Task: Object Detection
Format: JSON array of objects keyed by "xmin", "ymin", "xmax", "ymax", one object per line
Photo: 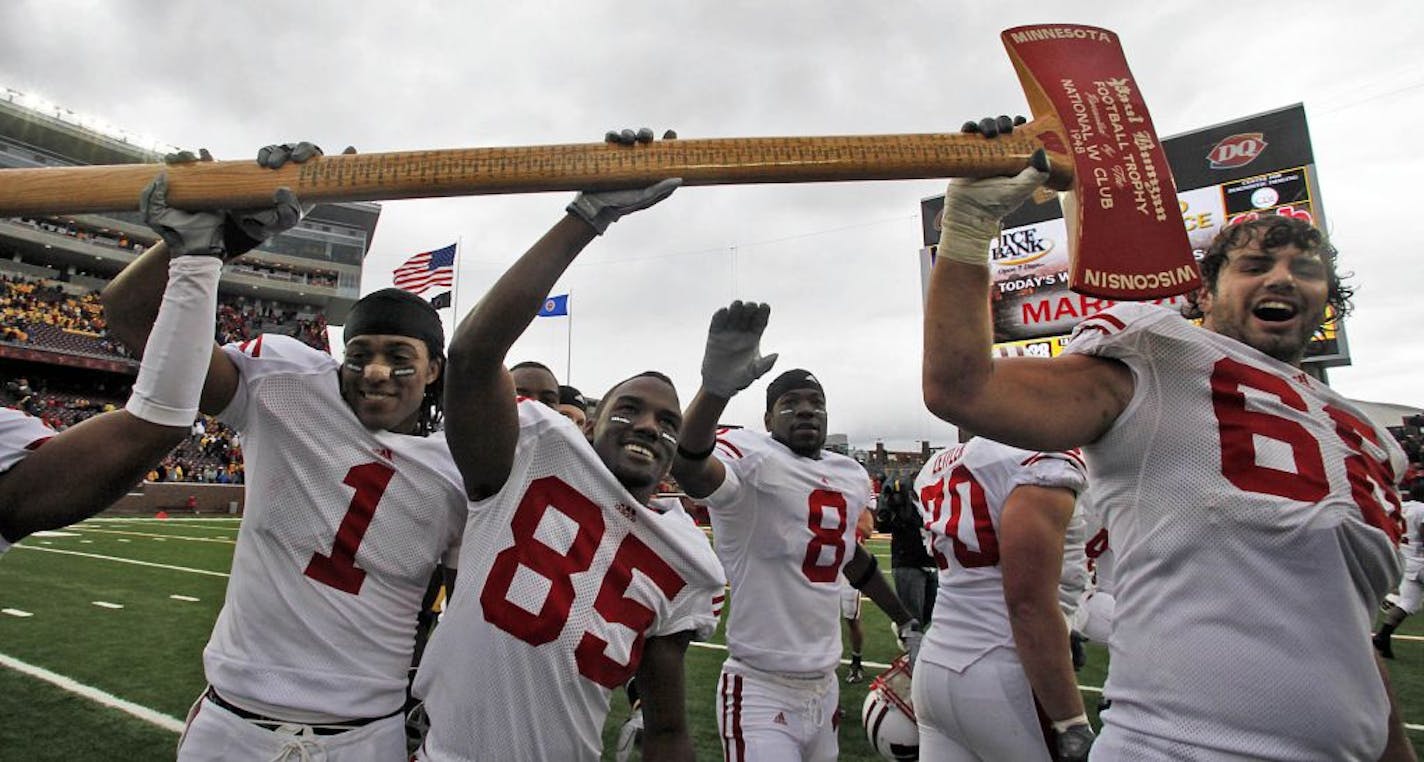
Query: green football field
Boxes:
[{"xmin": 1, "ymin": 517, "xmax": 1421, "ymax": 761}]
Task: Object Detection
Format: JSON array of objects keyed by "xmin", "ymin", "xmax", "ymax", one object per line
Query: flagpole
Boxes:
[
  {"xmin": 451, "ymin": 237, "xmax": 463, "ymax": 322},
  {"xmin": 565, "ymin": 291, "xmax": 573, "ymax": 385}
]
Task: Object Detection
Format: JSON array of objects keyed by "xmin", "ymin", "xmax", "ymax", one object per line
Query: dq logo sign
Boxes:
[{"xmin": 1207, "ymin": 133, "xmax": 1267, "ymax": 169}]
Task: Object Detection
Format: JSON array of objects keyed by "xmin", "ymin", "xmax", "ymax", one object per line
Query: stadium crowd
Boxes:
[{"xmin": 0, "ymin": 270, "xmax": 337, "ymax": 486}]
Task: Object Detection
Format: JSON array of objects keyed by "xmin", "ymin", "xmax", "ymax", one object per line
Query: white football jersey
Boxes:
[
  {"xmin": 205, "ymin": 334, "xmax": 467, "ymax": 720},
  {"xmin": 1402, "ymin": 501, "xmax": 1424, "ymax": 571},
  {"xmin": 1059, "ymin": 499, "xmax": 1089, "ymax": 618},
  {"xmin": 0, "ymin": 407, "xmax": 57, "ymax": 554},
  {"xmin": 415, "ymin": 401, "xmax": 725, "ymax": 762},
  {"xmin": 913, "ymin": 438, "xmax": 1086, "ymax": 671},
  {"xmin": 705, "ymin": 427, "xmax": 872, "ymax": 675},
  {"xmin": 1065, "ymin": 303, "xmax": 1405, "ymax": 760},
  {"xmin": 1080, "ymin": 490, "xmax": 1116, "ymax": 597}
]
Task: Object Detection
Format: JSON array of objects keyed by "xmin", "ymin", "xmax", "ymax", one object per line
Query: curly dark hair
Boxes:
[
  {"xmin": 417, "ymin": 350, "xmax": 446, "ymax": 435},
  {"xmin": 1182, "ymin": 216, "xmax": 1354, "ymax": 327}
]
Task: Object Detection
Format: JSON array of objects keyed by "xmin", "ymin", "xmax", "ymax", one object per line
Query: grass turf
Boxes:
[{"xmin": 0, "ymin": 519, "xmax": 1420, "ymax": 760}]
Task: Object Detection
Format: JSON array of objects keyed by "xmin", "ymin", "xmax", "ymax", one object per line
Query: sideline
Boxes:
[
  {"xmin": 0, "ymin": 651, "xmax": 184, "ymax": 734},
  {"xmin": 72, "ymin": 527, "xmax": 236, "ymax": 545},
  {"xmin": 9, "ymin": 545, "xmax": 230, "ymax": 577}
]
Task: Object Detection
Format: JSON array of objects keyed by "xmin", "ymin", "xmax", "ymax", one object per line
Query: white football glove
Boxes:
[
  {"xmin": 614, "ymin": 707, "xmax": 644, "ymax": 762},
  {"xmin": 937, "ymin": 166, "xmax": 1048, "ymax": 266},
  {"xmin": 700, "ymin": 301, "xmax": 778, "ymax": 399}
]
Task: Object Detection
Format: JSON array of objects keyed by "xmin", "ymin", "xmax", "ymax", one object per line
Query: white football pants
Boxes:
[
  {"xmin": 911, "ymin": 649, "xmax": 1052, "ymax": 762},
  {"xmin": 716, "ymin": 660, "xmax": 839, "ymax": 762}
]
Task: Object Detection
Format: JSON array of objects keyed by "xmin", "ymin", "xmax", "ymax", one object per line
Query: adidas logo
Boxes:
[{"xmin": 773, "ymin": 712, "xmax": 787, "ymax": 726}]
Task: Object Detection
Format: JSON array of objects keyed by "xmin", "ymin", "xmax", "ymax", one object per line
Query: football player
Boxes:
[
  {"xmin": 0, "ymin": 171, "xmax": 261, "ymax": 554},
  {"xmin": 411, "ymin": 161, "xmax": 726, "ymax": 761},
  {"xmin": 1374, "ymin": 482, "xmax": 1424, "ymax": 658},
  {"xmin": 559, "ymin": 384, "xmax": 591, "ymax": 428},
  {"xmin": 104, "ymin": 144, "xmax": 469, "ymax": 761},
  {"xmin": 911, "ymin": 436, "xmax": 1091, "ymax": 761},
  {"xmin": 510, "ymin": 360, "xmax": 560, "ymax": 408},
  {"xmin": 672, "ymin": 302, "xmax": 922, "ymax": 762},
  {"xmin": 920, "ymin": 116, "xmax": 1414, "ymax": 760}
]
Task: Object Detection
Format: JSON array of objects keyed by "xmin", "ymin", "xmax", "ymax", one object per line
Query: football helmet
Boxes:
[
  {"xmin": 1073, "ymin": 590, "xmax": 1116, "ymax": 643},
  {"xmin": 861, "ymin": 655, "xmax": 918, "ymax": 761}
]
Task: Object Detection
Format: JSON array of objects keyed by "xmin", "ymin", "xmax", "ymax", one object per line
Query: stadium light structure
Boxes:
[{"xmin": 2, "ymin": 84, "xmax": 182, "ymax": 157}]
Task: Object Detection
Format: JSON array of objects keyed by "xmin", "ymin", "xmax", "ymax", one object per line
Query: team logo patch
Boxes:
[{"xmin": 1207, "ymin": 133, "xmax": 1267, "ymax": 169}]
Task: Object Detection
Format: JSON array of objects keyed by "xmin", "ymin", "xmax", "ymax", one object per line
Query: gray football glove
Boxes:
[
  {"xmin": 567, "ymin": 128, "xmax": 680, "ymax": 234},
  {"xmin": 139, "ymin": 173, "xmax": 226, "ymax": 258},
  {"xmin": 700, "ymin": 301, "xmax": 778, "ymax": 399},
  {"xmin": 897, "ymin": 619, "xmax": 924, "ymax": 667},
  {"xmin": 139, "ymin": 142, "xmax": 314, "ymax": 259},
  {"xmin": 567, "ymin": 178, "xmax": 681, "ymax": 235}
]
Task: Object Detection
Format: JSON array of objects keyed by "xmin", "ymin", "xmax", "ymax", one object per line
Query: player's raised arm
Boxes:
[
  {"xmin": 0, "ymin": 156, "xmax": 292, "ymax": 543},
  {"xmin": 102, "ymin": 144, "xmax": 315, "ymax": 416},
  {"xmin": 671, "ymin": 300, "xmax": 777, "ymax": 498},
  {"xmin": 444, "ymin": 161, "xmax": 680, "ymax": 500},
  {"xmin": 922, "ymin": 118, "xmax": 1132, "ymax": 452}
]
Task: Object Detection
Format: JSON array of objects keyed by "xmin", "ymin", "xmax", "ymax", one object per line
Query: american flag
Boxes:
[{"xmin": 392, "ymin": 243, "xmax": 456, "ymax": 295}]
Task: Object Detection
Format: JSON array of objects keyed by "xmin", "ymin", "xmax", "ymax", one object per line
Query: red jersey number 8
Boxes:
[{"xmin": 802, "ymin": 489, "xmax": 848, "ymax": 583}]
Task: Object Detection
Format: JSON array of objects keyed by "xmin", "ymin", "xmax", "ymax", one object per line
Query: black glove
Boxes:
[
  {"xmin": 1055, "ymin": 722, "xmax": 1095, "ymax": 762},
  {"xmin": 961, "ymin": 114, "xmax": 1026, "ymax": 139}
]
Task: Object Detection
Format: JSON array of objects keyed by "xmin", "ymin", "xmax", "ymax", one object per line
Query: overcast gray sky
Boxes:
[{"xmin": 3, "ymin": 1, "xmax": 1421, "ymax": 449}]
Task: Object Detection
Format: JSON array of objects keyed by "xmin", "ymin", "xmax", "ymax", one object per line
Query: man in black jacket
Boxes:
[{"xmin": 877, "ymin": 474, "xmax": 937, "ymax": 624}]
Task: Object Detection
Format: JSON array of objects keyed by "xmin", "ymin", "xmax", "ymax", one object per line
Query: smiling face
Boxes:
[
  {"xmin": 765, "ymin": 388, "xmax": 828, "ymax": 457},
  {"xmin": 338, "ymin": 334, "xmax": 440, "ymax": 433},
  {"xmin": 590, "ymin": 375, "xmax": 681, "ymax": 504},
  {"xmin": 1197, "ymin": 237, "xmax": 1329, "ymax": 366}
]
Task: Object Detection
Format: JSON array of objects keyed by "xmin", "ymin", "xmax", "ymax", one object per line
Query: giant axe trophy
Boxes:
[{"xmin": 0, "ymin": 25, "xmax": 1196, "ymax": 300}]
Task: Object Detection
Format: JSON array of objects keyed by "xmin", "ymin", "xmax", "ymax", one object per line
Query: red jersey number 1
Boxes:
[{"xmin": 305, "ymin": 462, "xmax": 397, "ymax": 595}]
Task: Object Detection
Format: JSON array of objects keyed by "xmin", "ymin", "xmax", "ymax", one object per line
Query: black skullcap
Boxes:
[
  {"xmin": 765, "ymin": 368, "xmax": 823, "ymax": 412},
  {"xmin": 343, "ymin": 288, "xmax": 445, "ymax": 356},
  {"xmin": 559, "ymin": 384, "xmax": 587, "ymax": 409}
]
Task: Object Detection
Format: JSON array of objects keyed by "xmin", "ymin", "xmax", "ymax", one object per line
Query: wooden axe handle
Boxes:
[{"xmin": 0, "ymin": 128, "xmax": 1072, "ymax": 217}]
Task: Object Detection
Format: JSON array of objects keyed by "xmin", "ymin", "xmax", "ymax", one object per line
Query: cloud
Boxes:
[{"xmin": 5, "ymin": 0, "xmax": 1422, "ymax": 449}]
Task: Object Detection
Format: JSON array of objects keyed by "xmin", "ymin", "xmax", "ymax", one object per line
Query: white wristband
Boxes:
[
  {"xmin": 1052, "ymin": 713, "xmax": 1090, "ymax": 733},
  {"xmin": 125, "ymin": 256, "xmax": 221, "ymax": 427}
]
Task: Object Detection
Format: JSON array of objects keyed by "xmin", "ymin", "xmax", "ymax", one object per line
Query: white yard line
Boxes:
[
  {"xmin": 8, "ymin": 545, "xmax": 229, "ymax": 578},
  {"xmin": 0, "ymin": 651, "xmax": 184, "ymax": 734},
  {"xmin": 1, "ymin": 609, "xmax": 33, "ymax": 618},
  {"xmin": 74, "ymin": 528, "xmax": 236, "ymax": 545},
  {"xmin": 87, "ymin": 517, "xmax": 241, "ymax": 523}
]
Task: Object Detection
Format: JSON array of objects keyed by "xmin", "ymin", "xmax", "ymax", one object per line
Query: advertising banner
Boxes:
[{"xmin": 918, "ymin": 104, "xmax": 1348, "ymax": 366}]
